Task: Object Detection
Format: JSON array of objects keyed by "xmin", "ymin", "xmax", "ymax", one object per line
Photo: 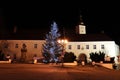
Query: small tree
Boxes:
[
  {"xmin": 99, "ymin": 51, "xmax": 105, "ymax": 61},
  {"xmin": 42, "ymin": 21, "xmax": 63, "ymax": 63},
  {"xmin": 89, "ymin": 51, "xmax": 105, "ymax": 62},
  {"xmin": 63, "ymin": 52, "xmax": 76, "ymax": 62}
]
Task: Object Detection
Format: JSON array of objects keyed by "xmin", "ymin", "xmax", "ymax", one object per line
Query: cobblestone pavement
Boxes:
[{"xmin": 0, "ymin": 64, "xmax": 120, "ymax": 80}]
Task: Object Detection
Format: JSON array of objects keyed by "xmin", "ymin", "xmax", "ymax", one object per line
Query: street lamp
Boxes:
[{"xmin": 58, "ymin": 39, "xmax": 68, "ymax": 67}]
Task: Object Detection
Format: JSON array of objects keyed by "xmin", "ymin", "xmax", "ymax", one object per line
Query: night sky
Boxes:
[{"xmin": 0, "ymin": 1, "xmax": 120, "ymax": 45}]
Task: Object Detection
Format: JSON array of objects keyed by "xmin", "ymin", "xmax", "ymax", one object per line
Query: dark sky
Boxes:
[{"xmin": 1, "ymin": 1, "xmax": 120, "ymax": 45}]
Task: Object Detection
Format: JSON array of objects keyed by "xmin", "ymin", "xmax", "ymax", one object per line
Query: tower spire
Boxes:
[
  {"xmin": 80, "ymin": 14, "xmax": 84, "ymax": 25},
  {"xmin": 76, "ymin": 13, "xmax": 86, "ymax": 34}
]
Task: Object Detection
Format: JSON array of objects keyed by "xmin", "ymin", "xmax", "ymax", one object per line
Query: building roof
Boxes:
[
  {"xmin": 61, "ymin": 33, "xmax": 113, "ymax": 42},
  {"xmin": 0, "ymin": 33, "xmax": 45, "ymax": 40},
  {"xmin": 0, "ymin": 32, "xmax": 113, "ymax": 42}
]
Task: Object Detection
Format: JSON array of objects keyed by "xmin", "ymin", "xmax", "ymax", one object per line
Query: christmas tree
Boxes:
[{"xmin": 42, "ymin": 21, "xmax": 63, "ymax": 63}]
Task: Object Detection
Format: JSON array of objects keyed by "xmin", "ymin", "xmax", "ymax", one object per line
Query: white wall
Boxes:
[
  {"xmin": 65, "ymin": 41, "xmax": 119, "ymax": 62},
  {"xmin": 0, "ymin": 40, "xmax": 45, "ymax": 61},
  {"xmin": 0, "ymin": 40, "xmax": 119, "ymax": 63}
]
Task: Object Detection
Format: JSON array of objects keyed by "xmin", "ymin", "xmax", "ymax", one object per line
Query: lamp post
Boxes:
[{"xmin": 58, "ymin": 39, "xmax": 68, "ymax": 67}]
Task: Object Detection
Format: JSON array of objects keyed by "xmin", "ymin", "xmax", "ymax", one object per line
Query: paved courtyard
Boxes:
[{"xmin": 0, "ymin": 63, "xmax": 120, "ymax": 80}]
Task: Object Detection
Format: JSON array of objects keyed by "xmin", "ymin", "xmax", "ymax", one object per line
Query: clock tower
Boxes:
[{"xmin": 76, "ymin": 15, "xmax": 86, "ymax": 34}]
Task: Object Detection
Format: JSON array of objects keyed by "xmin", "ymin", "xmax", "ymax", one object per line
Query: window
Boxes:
[
  {"xmin": 68, "ymin": 45, "xmax": 72, "ymax": 49},
  {"xmin": 34, "ymin": 44, "xmax": 37, "ymax": 48},
  {"xmin": 86, "ymin": 45, "xmax": 89, "ymax": 49},
  {"xmin": 77, "ymin": 45, "xmax": 80, "ymax": 49},
  {"xmin": 15, "ymin": 44, "xmax": 18, "ymax": 48},
  {"xmin": 93, "ymin": 45, "xmax": 96, "ymax": 49},
  {"xmin": 101, "ymin": 45, "xmax": 104, "ymax": 49},
  {"xmin": 4, "ymin": 44, "xmax": 8, "ymax": 48}
]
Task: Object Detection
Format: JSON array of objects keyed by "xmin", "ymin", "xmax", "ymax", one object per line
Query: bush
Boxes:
[
  {"xmin": 89, "ymin": 51, "xmax": 105, "ymax": 62},
  {"xmin": 63, "ymin": 52, "xmax": 76, "ymax": 62}
]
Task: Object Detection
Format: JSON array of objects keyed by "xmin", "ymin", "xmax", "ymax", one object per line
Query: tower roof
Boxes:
[
  {"xmin": 64, "ymin": 33, "xmax": 113, "ymax": 42},
  {"xmin": 80, "ymin": 15, "xmax": 84, "ymax": 25}
]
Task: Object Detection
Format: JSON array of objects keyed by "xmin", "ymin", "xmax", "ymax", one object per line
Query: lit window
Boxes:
[{"xmin": 34, "ymin": 44, "xmax": 37, "ymax": 48}]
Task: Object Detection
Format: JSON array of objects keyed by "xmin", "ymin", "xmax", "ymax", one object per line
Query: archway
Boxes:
[{"xmin": 78, "ymin": 53, "xmax": 87, "ymax": 63}]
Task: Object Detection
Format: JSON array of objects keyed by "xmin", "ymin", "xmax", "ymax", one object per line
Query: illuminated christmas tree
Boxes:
[{"xmin": 42, "ymin": 21, "xmax": 63, "ymax": 63}]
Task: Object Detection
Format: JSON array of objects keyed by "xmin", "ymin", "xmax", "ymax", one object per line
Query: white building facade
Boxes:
[
  {"xmin": 65, "ymin": 15, "xmax": 120, "ymax": 63},
  {"xmin": 0, "ymin": 15, "xmax": 119, "ymax": 63},
  {"xmin": 65, "ymin": 41, "xmax": 119, "ymax": 63},
  {"xmin": 0, "ymin": 40, "xmax": 45, "ymax": 61},
  {"xmin": 0, "ymin": 39, "xmax": 119, "ymax": 63}
]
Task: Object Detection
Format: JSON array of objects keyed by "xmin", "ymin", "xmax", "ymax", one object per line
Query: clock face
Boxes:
[
  {"xmin": 80, "ymin": 26, "xmax": 84, "ymax": 33},
  {"xmin": 81, "ymin": 30, "xmax": 83, "ymax": 32},
  {"xmin": 79, "ymin": 25, "xmax": 86, "ymax": 34}
]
